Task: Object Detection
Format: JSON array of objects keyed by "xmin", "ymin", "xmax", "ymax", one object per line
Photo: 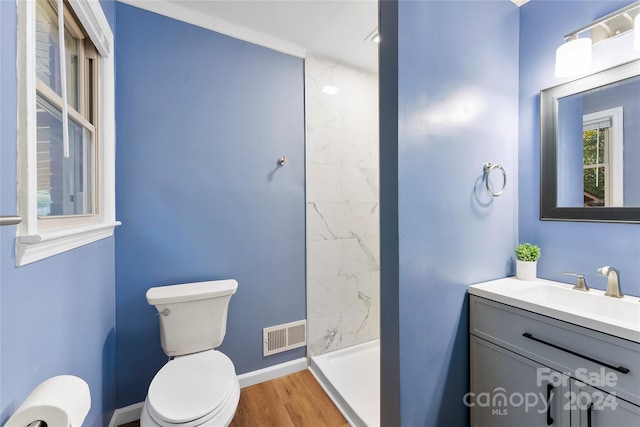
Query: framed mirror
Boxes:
[{"xmin": 540, "ymin": 59, "xmax": 640, "ymax": 223}]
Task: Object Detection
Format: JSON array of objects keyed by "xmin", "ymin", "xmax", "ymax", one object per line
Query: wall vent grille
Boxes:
[{"xmin": 263, "ymin": 320, "xmax": 306, "ymax": 356}]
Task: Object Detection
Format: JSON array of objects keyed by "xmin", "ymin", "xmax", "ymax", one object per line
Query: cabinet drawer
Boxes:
[{"xmin": 470, "ymin": 295, "xmax": 640, "ymax": 406}]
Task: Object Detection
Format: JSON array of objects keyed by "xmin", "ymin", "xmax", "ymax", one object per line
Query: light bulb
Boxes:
[{"xmin": 555, "ymin": 38, "xmax": 592, "ymax": 78}]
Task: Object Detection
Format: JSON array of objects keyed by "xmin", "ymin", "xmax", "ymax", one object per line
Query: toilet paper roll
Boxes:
[{"xmin": 4, "ymin": 375, "xmax": 91, "ymax": 427}]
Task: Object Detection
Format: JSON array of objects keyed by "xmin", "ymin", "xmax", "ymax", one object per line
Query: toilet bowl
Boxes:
[
  {"xmin": 141, "ymin": 350, "xmax": 240, "ymax": 427},
  {"xmin": 141, "ymin": 280, "xmax": 239, "ymax": 427}
]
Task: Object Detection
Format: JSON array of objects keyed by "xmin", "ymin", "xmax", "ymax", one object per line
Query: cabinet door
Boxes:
[
  {"xmin": 570, "ymin": 380, "xmax": 640, "ymax": 427},
  {"xmin": 470, "ymin": 336, "xmax": 569, "ymax": 427}
]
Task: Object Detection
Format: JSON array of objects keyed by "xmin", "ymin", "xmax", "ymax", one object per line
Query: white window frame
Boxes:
[
  {"xmin": 582, "ymin": 107, "xmax": 624, "ymax": 207},
  {"xmin": 16, "ymin": 0, "xmax": 119, "ymax": 266}
]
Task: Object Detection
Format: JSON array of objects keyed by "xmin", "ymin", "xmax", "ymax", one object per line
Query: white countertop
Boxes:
[{"xmin": 469, "ymin": 277, "xmax": 640, "ymax": 343}]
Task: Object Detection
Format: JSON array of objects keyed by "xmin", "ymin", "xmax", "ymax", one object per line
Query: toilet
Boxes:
[{"xmin": 140, "ymin": 279, "xmax": 240, "ymax": 427}]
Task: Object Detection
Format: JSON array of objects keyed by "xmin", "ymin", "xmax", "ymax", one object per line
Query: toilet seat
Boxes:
[{"xmin": 146, "ymin": 350, "xmax": 237, "ymax": 426}]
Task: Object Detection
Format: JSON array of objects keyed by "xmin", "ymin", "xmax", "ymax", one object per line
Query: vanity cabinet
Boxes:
[
  {"xmin": 569, "ymin": 380, "xmax": 640, "ymax": 427},
  {"xmin": 470, "ymin": 335, "xmax": 569, "ymax": 426},
  {"xmin": 469, "ymin": 295, "xmax": 640, "ymax": 427}
]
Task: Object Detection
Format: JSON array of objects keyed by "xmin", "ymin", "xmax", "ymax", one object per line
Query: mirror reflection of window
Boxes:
[
  {"xmin": 582, "ymin": 107, "xmax": 623, "ymax": 208},
  {"xmin": 582, "ymin": 128, "xmax": 608, "ymax": 207}
]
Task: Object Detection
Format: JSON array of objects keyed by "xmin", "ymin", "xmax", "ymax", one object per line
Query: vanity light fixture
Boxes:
[
  {"xmin": 555, "ymin": 0, "xmax": 640, "ymax": 77},
  {"xmin": 633, "ymin": 13, "xmax": 640, "ymax": 50},
  {"xmin": 555, "ymin": 37, "xmax": 592, "ymax": 78}
]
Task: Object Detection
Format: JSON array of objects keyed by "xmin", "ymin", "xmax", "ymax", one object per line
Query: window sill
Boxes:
[{"xmin": 16, "ymin": 220, "xmax": 121, "ymax": 266}]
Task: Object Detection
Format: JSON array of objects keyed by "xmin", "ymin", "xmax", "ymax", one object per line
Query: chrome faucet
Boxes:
[{"xmin": 597, "ymin": 266, "xmax": 623, "ymax": 298}]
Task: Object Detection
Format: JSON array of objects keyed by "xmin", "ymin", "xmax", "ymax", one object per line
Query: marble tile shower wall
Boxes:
[{"xmin": 305, "ymin": 55, "xmax": 380, "ymax": 356}]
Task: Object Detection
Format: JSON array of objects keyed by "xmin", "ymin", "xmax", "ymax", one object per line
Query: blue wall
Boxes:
[
  {"xmin": 0, "ymin": 1, "xmax": 116, "ymax": 426},
  {"xmin": 394, "ymin": 0, "xmax": 519, "ymax": 424},
  {"xmin": 519, "ymin": 0, "xmax": 640, "ymax": 295},
  {"xmin": 114, "ymin": 3, "xmax": 306, "ymax": 407}
]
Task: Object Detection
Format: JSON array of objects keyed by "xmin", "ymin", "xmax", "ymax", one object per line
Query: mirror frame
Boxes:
[{"xmin": 540, "ymin": 59, "xmax": 640, "ymax": 223}]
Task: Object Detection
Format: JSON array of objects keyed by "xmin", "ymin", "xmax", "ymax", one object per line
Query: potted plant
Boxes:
[{"xmin": 515, "ymin": 243, "xmax": 540, "ymax": 281}]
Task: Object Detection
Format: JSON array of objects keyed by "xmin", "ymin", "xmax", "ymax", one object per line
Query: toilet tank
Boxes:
[{"xmin": 146, "ymin": 279, "xmax": 238, "ymax": 357}]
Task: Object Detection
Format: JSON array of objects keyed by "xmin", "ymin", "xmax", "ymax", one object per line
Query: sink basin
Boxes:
[{"xmin": 469, "ymin": 277, "xmax": 640, "ymax": 342}]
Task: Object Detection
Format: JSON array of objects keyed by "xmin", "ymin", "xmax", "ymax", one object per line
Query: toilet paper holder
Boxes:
[{"xmin": 27, "ymin": 421, "xmax": 46, "ymax": 427}]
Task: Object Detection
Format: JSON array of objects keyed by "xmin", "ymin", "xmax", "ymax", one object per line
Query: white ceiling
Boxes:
[
  {"xmin": 125, "ymin": 0, "xmax": 379, "ymax": 74},
  {"xmin": 125, "ymin": 0, "xmax": 533, "ymax": 74}
]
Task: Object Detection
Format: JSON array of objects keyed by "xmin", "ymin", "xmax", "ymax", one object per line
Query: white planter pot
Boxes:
[{"xmin": 516, "ymin": 260, "xmax": 537, "ymax": 281}]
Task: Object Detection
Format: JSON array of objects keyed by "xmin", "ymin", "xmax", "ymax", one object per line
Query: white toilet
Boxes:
[{"xmin": 140, "ymin": 279, "xmax": 240, "ymax": 427}]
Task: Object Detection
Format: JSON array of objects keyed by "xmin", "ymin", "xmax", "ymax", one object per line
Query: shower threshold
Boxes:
[{"xmin": 309, "ymin": 339, "xmax": 380, "ymax": 427}]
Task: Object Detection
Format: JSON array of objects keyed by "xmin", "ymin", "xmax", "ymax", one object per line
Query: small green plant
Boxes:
[{"xmin": 515, "ymin": 243, "xmax": 541, "ymax": 262}]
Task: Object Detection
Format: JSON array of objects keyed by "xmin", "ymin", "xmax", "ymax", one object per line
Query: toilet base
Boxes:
[{"xmin": 140, "ymin": 377, "xmax": 240, "ymax": 427}]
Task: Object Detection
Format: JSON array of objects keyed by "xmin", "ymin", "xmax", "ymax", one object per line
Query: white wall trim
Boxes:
[
  {"xmin": 69, "ymin": 0, "xmax": 114, "ymax": 56},
  {"xmin": 108, "ymin": 402, "xmax": 144, "ymax": 427},
  {"xmin": 237, "ymin": 357, "xmax": 308, "ymax": 388},
  {"xmin": 16, "ymin": 221, "xmax": 121, "ymax": 266},
  {"xmin": 117, "ymin": 0, "xmax": 306, "ymax": 59}
]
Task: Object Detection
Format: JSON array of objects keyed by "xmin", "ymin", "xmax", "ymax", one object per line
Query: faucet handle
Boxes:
[
  {"xmin": 562, "ymin": 272, "xmax": 590, "ymax": 292},
  {"xmin": 597, "ymin": 265, "xmax": 618, "ymax": 276}
]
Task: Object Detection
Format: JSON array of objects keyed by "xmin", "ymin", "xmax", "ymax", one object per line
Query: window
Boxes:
[
  {"xmin": 582, "ymin": 107, "xmax": 624, "ymax": 208},
  {"xmin": 35, "ymin": 0, "xmax": 97, "ymax": 223},
  {"xmin": 17, "ymin": 0, "xmax": 118, "ymax": 266}
]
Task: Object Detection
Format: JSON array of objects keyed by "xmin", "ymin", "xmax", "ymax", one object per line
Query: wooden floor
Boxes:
[{"xmin": 120, "ymin": 370, "xmax": 348, "ymax": 427}]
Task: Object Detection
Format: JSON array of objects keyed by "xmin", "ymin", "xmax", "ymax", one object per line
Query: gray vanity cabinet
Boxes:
[
  {"xmin": 469, "ymin": 295, "xmax": 640, "ymax": 427},
  {"xmin": 470, "ymin": 335, "xmax": 569, "ymax": 426},
  {"xmin": 569, "ymin": 380, "xmax": 640, "ymax": 427}
]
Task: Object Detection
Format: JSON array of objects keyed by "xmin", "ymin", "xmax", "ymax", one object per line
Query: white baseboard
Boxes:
[
  {"xmin": 108, "ymin": 358, "xmax": 308, "ymax": 425},
  {"xmin": 238, "ymin": 357, "xmax": 308, "ymax": 388},
  {"xmin": 108, "ymin": 402, "xmax": 144, "ymax": 427}
]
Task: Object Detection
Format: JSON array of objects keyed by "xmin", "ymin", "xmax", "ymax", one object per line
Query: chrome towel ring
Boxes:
[{"xmin": 483, "ymin": 163, "xmax": 506, "ymax": 197}]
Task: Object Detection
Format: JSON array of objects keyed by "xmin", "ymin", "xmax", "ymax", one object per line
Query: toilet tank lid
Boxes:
[{"xmin": 146, "ymin": 279, "xmax": 238, "ymax": 305}]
